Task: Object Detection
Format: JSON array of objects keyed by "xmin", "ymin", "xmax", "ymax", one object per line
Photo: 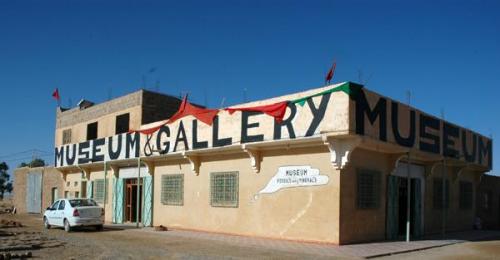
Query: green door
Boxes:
[
  {"xmin": 112, "ymin": 177, "xmax": 124, "ymax": 224},
  {"xmin": 87, "ymin": 181, "xmax": 93, "ymax": 199},
  {"xmin": 386, "ymin": 175, "xmax": 399, "ymax": 240},
  {"xmin": 142, "ymin": 176, "xmax": 153, "ymax": 227}
]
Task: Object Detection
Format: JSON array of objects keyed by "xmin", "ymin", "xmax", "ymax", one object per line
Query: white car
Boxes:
[{"xmin": 43, "ymin": 198, "xmax": 104, "ymax": 232}]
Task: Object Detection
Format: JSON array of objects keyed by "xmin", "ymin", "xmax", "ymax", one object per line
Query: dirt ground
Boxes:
[
  {"xmin": 1, "ymin": 198, "xmax": 500, "ymax": 259},
  {"xmin": 0, "ymin": 212, "xmax": 338, "ymax": 259}
]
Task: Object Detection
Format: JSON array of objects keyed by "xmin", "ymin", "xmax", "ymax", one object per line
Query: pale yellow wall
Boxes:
[
  {"xmin": 55, "ymin": 106, "xmax": 142, "ymax": 147},
  {"xmin": 64, "ymin": 172, "xmax": 83, "ymax": 198},
  {"xmin": 348, "ymin": 88, "xmax": 492, "ymax": 169},
  {"xmin": 88, "ymin": 170, "xmax": 114, "ymax": 223},
  {"xmin": 339, "ymin": 148, "xmax": 391, "ymax": 244},
  {"xmin": 138, "ymin": 87, "xmax": 350, "ymax": 156},
  {"xmin": 339, "ymin": 147, "xmax": 479, "ymax": 244},
  {"xmin": 152, "ymin": 146, "xmax": 341, "ymax": 244},
  {"xmin": 423, "ymin": 167, "xmax": 477, "ymax": 234}
]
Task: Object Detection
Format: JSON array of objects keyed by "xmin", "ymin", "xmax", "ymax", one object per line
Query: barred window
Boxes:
[
  {"xmin": 459, "ymin": 181, "xmax": 473, "ymax": 209},
  {"xmin": 433, "ymin": 178, "xmax": 449, "ymax": 209},
  {"xmin": 62, "ymin": 129, "xmax": 72, "ymax": 145},
  {"xmin": 210, "ymin": 172, "xmax": 239, "ymax": 208},
  {"xmin": 356, "ymin": 169, "xmax": 381, "ymax": 209},
  {"xmin": 161, "ymin": 174, "xmax": 184, "ymax": 206},
  {"xmin": 93, "ymin": 179, "xmax": 107, "ymax": 203}
]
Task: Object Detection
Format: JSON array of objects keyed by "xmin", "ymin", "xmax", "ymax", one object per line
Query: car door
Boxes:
[
  {"xmin": 46, "ymin": 201, "xmax": 60, "ymax": 225},
  {"xmin": 56, "ymin": 200, "xmax": 66, "ymax": 226}
]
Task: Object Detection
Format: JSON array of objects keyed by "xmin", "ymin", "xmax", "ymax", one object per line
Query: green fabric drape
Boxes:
[{"xmin": 291, "ymin": 81, "xmax": 364, "ymax": 106}]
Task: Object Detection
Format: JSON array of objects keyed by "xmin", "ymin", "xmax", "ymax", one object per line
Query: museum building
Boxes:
[{"xmin": 52, "ymin": 82, "xmax": 493, "ymax": 244}]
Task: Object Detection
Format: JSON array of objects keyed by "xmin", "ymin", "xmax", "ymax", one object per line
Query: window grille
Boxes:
[
  {"xmin": 459, "ymin": 181, "xmax": 473, "ymax": 209},
  {"xmin": 62, "ymin": 129, "xmax": 72, "ymax": 144},
  {"xmin": 433, "ymin": 178, "xmax": 450, "ymax": 209},
  {"xmin": 93, "ymin": 179, "xmax": 107, "ymax": 203},
  {"xmin": 210, "ymin": 172, "xmax": 239, "ymax": 208},
  {"xmin": 356, "ymin": 169, "xmax": 381, "ymax": 209},
  {"xmin": 161, "ymin": 174, "xmax": 184, "ymax": 206}
]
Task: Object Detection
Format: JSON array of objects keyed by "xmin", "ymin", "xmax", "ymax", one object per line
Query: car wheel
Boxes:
[
  {"xmin": 64, "ymin": 219, "xmax": 72, "ymax": 232},
  {"xmin": 95, "ymin": 224, "xmax": 103, "ymax": 231},
  {"xmin": 43, "ymin": 217, "xmax": 51, "ymax": 229}
]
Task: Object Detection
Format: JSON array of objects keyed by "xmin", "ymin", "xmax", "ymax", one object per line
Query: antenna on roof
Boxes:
[
  {"xmin": 220, "ymin": 97, "xmax": 226, "ymax": 109},
  {"xmin": 357, "ymin": 69, "xmax": 373, "ymax": 86}
]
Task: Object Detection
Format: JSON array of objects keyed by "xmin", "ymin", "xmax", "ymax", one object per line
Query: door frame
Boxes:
[{"xmin": 389, "ymin": 162, "xmax": 425, "ymax": 237}]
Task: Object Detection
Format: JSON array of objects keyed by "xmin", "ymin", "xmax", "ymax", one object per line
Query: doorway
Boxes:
[
  {"xmin": 81, "ymin": 181, "xmax": 87, "ymax": 198},
  {"xmin": 125, "ymin": 179, "xmax": 143, "ymax": 223},
  {"xmin": 386, "ymin": 163, "xmax": 424, "ymax": 240},
  {"xmin": 51, "ymin": 187, "xmax": 58, "ymax": 204},
  {"xmin": 396, "ymin": 177, "xmax": 420, "ymax": 237},
  {"xmin": 498, "ymin": 195, "xmax": 500, "ymax": 229}
]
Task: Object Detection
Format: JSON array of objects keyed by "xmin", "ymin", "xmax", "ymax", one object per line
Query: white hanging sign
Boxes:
[{"xmin": 259, "ymin": 166, "xmax": 329, "ymax": 194}]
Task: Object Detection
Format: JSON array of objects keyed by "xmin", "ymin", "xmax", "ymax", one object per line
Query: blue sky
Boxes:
[{"xmin": 0, "ymin": 0, "xmax": 498, "ymax": 175}]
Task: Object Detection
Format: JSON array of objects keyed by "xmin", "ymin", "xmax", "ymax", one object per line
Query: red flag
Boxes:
[
  {"xmin": 325, "ymin": 62, "xmax": 336, "ymax": 84},
  {"xmin": 52, "ymin": 88, "xmax": 60, "ymax": 101}
]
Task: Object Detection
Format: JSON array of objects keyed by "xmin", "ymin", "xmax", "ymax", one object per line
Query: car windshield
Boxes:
[{"xmin": 69, "ymin": 199, "xmax": 98, "ymax": 207}]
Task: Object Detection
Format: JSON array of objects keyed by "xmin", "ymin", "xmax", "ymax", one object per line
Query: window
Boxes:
[
  {"xmin": 58, "ymin": 200, "xmax": 65, "ymax": 210},
  {"xmin": 459, "ymin": 181, "xmax": 473, "ymax": 209},
  {"xmin": 69, "ymin": 199, "xmax": 98, "ymax": 207},
  {"xmin": 115, "ymin": 113, "xmax": 130, "ymax": 134},
  {"xmin": 482, "ymin": 191, "xmax": 492, "ymax": 211},
  {"xmin": 161, "ymin": 174, "xmax": 184, "ymax": 205},
  {"xmin": 356, "ymin": 169, "xmax": 381, "ymax": 209},
  {"xmin": 50, "ymin": 201, "xmax": 60, "ymax": 210},
  {"xmin": 62, "ymin": 129, "xmax": 72, "ymax": 144},
  {"xmin": 74, "ymin": 181, "xmax": 78, "ymax": 187},
  {"xmin": 93, "ymin": 179, "xmax": 106, "ymax": 203},
  {"xmin": 210, "ymin": 172, "xmax": 239, "ymax": 207},
  {"xmin": 433, "ymin": 178, "xmax": 450, "ymax": 209},
  {"xmin": 66, "ymin": 181, "xmax": 70, "ymax": 187},
  {"xmin": 87, "ymin": 122, "xmax": 98, "ymax": 140},
  {"xmin": 64, "ymin": 191, "xmax": 69, "ymax": 198},
  {"xmin": 75, "ymin": 191, "xmax": 80, "ymax": 198}
]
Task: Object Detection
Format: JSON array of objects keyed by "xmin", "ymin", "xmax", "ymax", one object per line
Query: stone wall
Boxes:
[
  {"xmin": 141, "ymin": 90, "xmax": 182, "ymax": 125},
  {"xmin": 56, "ymin": 91, "xmax": 142, "ymax": 129},
  {"xmin": 13, "ymin": 167, "xmax": 64, "ymax": 213}
]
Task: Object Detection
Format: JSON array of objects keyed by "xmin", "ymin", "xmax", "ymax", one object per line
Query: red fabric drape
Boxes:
[
  {"xmin": 167, "ymin": 96, "xmax": 219, "ymax": 125},
  {"xmin": 129, "ymin": 120, "xmax": 168, "ymax": 134},
  {"xmin": 225, "ymin": 101, "xmax": 289, "ymax": 123}
]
